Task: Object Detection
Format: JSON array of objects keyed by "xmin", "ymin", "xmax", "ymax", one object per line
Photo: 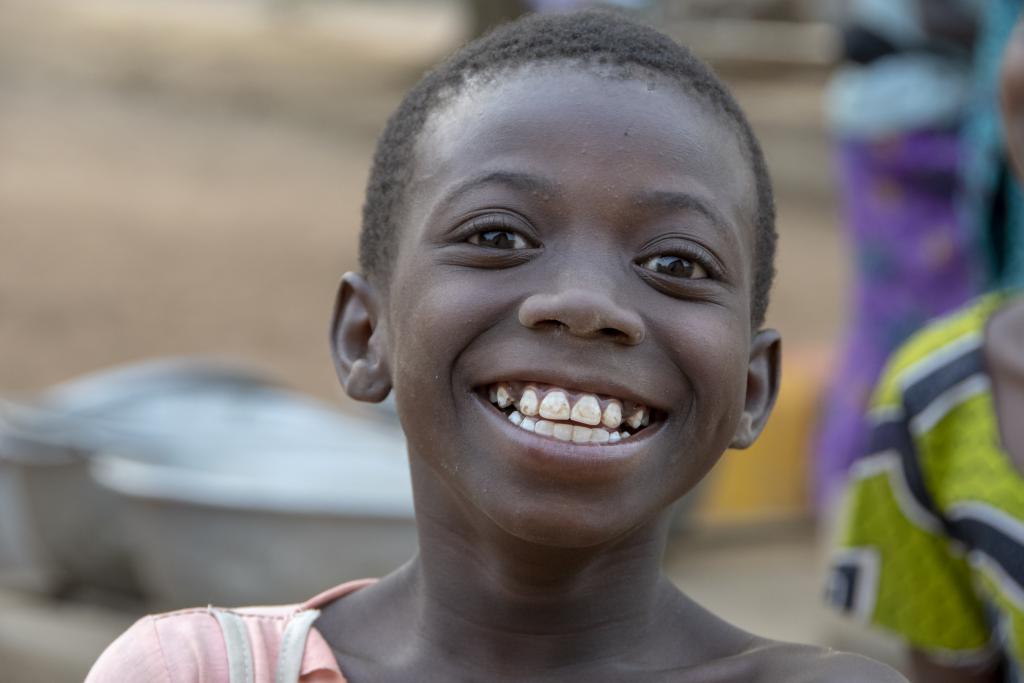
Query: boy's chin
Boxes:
[{"xmin": 477, "ymin": 494, "xmax": 673, "ymax": 551}]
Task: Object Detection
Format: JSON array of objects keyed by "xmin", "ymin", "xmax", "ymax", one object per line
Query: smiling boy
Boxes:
[{"xmin": 88, "ymin": 11, "xmax": 905, "ymax": 682}]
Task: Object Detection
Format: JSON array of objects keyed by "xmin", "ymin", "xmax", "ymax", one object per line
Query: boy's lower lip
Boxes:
[{"xmin": 471, "ymin": 391, "xmax": 663, "ymax": 476}]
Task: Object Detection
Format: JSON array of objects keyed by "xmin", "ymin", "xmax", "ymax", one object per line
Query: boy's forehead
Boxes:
[
  {"xmin": 408, "ymin": 63, "xmax": 759, "ymax": 256},
  {"xmin": 422, "ymin": 62, "xmax": 740, "ymax": 164}
]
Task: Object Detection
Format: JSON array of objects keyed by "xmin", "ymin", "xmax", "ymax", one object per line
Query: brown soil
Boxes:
[{"xmin": 0, "ymin": 0, "xmax": 847, "ymax": 406}]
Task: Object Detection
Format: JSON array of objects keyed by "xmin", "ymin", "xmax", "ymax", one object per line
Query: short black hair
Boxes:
[{"xmin": 359, "ymin": 9, "xmax": 776, "ymax": 327}]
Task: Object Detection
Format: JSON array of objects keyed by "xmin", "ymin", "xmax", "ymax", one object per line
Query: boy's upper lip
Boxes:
[
  {"xmin": 473, "ymin": 365, "xmax": 669, "ymax": 414},
  {"xmin": 463, "ymin": 333, "xmax": 677, "ymax": 413}
]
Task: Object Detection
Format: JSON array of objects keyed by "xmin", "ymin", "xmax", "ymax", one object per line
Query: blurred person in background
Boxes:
[
  {"xmin": 813, "ymin": 0, "xmax": 984, "ymax": 510},
  {"xmin": 826, "ymin": 16, "xmax": 1024, "ymax": 683}
]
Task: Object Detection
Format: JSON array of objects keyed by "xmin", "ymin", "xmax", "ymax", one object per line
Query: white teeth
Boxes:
[
  {"xmin": 625, "ymin": 408, "xmax": 646, "ymax": 430},
  {"xmin": 570, "ymin": 395, "xmax": 602, "ymax": 426},
  {"xmin": 534, "ymin": 420, "xmax": 555, "ymax": 436},
  {"xmin": 493, "ymin": 382, "xmax": 649, "ymax": 444},
  {"xmin": 602, "ymin": 400, "xmax": 622, "ymax": 429},
  {"xmin": 571, "ymin": 426, "xmax": 592, "ymax": 443},
  {"xmin": 519, "ymin": 388, "xmax": 539, "ymax": 416},
  {"xmin": 539, "ymin": 391, "xmax": 571, "ymax": 421},
  {"xmin": 552, "ymin": 423, "xmax": 574, "ymax": 441},
  {"xmin": 496, "ymin": 385, "xmax": 512, "ymax": 409}
]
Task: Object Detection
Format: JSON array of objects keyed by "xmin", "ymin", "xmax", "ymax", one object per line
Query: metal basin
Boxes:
[
  {"xmin": 93, "ymin": 437, "xmax": 415, "ymax": 609},
  {"xmin": 1, "ymin": 358, "xmax": 416, "ymax": 607},
  {"xmin": 0, "ymin": 403, "xmax": 136, "ymax": 595}
]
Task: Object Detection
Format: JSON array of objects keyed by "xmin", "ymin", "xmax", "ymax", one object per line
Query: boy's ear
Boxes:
[
  {"xmin": 729, "ymin": 329, "xmax": 781, "ymax": 450},
  {"xmin": 330, "ymin": 272, "xmax": 392, "ymax": 403}
]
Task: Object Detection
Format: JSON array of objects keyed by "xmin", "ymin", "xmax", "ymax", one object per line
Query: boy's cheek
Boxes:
[{"xmin": 386, "ymin": 268, "xmax": 497, "ymax": 400}]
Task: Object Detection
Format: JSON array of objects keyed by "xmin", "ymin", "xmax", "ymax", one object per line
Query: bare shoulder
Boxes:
[
  {"xmin": 660, "ymin": 596, "xmax": 905, "ymax": 683},
  {"xmin": 742, "ymin": 640, "xmax": 907, "ymax": 683}
]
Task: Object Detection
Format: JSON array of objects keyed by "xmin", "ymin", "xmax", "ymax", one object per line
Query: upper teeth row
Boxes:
[{"xmin": 488, "ymin": 383, "xmax": 649, "ymax": 430}]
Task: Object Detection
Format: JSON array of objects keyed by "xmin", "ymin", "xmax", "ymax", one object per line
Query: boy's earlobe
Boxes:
[
  {"xmin": 330, "ymin": 272, "xmax": 392, "ymax": 403},
  {"xmin": 729, "ymin": 329, "xmax": 781, "ymax": 450}
]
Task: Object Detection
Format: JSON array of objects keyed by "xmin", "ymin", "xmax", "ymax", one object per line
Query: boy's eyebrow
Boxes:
[
  {"xmin": 632, "ymin": 190, "xmax": 734, "ymax": 236},
  {"xmin": 435, "ymin": 172, "xmax": 736, "ymax": 241},
  {"xmin": 436, "ymin": 170, "xmax": 558, "ymax": 208}
]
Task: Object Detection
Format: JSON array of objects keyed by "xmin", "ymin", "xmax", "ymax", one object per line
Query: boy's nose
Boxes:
[{"xmin": 517, "ymin": 289, "xmax": 645, "ymax": 345}]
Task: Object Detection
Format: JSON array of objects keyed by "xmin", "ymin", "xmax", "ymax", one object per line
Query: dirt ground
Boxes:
[
  {"xmin": 0, "ymin": 1, "xmax": 883, "ymax": 680},
  {"xmin": 0, "ymin": 0, "xmax": 848, "ymax": 403}
]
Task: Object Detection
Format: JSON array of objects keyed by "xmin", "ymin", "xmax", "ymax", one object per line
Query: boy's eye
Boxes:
[
  {"xmin": 468, "ymin": 230, "xmax": 531, "ymax": 250},
  {"xmin": 641, "ymin": 255, "xmax": 708, "ymax": 280}
]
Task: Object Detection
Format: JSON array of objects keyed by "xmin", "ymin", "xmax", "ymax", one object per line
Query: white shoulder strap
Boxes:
[
  {"xmin": 210, "ymin": 608, "xmax": 255, "ymax": 683},
  {"xmin": 274, "ymin": 609, "xmax": 322, "ymax": 683}
]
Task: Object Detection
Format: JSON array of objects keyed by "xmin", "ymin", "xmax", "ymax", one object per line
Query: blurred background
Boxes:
[{"xmin": 0, "ymin": 0, "xmax": 999, "ymax": 680}]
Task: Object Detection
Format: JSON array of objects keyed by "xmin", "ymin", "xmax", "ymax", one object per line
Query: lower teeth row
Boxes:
[{"xmin": 507, "ymin": 411, "xmax": 631, "ymax": 443}]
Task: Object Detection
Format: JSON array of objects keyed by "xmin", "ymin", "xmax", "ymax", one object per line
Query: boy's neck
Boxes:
[
  {"xmin": 321, "ymin": 459, "xmax": 698, "ymax": 680},
  {"xmin": 410, "ymin": 464, "xmax": 677, "ymax": 664}
]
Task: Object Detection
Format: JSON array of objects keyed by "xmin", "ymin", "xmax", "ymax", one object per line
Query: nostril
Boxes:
[
  {"xmin": 598, "ymin": 327, "xmax": 629, "ymax": 341},
  {"xmin": 534, "ymin": 319, "xmax": 568, "ymax": 333}
]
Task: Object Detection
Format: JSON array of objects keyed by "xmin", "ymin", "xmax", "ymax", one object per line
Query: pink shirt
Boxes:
[{"xmin": 86, "ymin": 579, "xmax": 376, "ymax": 683}]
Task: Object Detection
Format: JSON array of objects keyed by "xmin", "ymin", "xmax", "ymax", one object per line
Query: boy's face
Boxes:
[{"xmin": 340, "ymin": 65, "xmax": 778, "ymax": 548}]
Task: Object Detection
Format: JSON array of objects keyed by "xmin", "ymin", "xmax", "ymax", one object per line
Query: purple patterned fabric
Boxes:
[{"xmin": 813, "ymin": 130, "xmax": 983, "ymax": 508}]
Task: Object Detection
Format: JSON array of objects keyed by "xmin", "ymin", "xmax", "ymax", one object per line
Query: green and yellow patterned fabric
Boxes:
[{"xmin": 827, "ymin": 294, "xmax": 1024, "ymax": 680}]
